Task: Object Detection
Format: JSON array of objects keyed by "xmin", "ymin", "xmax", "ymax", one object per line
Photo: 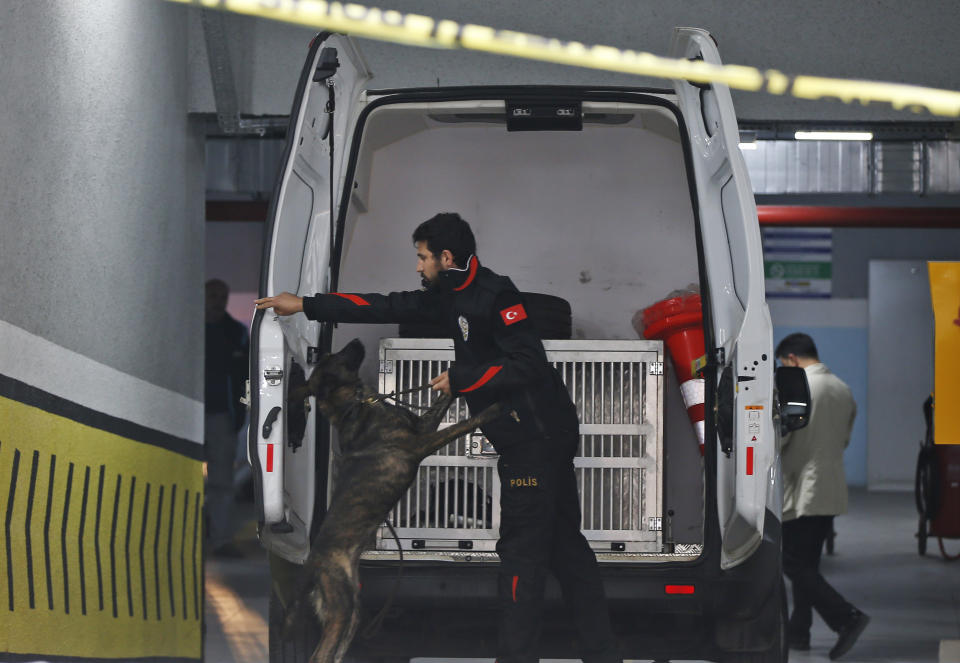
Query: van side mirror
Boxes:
[{"xmin": 775, "ymin": 366, "xmax": 811, "ymax": 434}]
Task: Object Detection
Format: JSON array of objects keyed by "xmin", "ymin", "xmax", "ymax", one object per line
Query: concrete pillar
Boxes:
[{"xmin": 0, "ymin": 1, "xmax": 205, "ymax": 659}]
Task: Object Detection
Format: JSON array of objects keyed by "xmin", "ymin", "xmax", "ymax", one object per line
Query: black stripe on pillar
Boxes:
[
  {"xmin": 109, "ymin": 474, "xmax": 122, "ymax": 618},
  {"xmin": 78, "ymin": 466, "xmax": 91, "ymax": 615},
  {"xmin": 191, "ymin": 491, "xmax": 200, "ymax": 621},
  {"xmin": 180, "ymin": 489, "xmax": 188, "ymax": 620},
  {"xmin": 124, "ymin": 476, "xmax": 136, "ymax": 618},
  {"xmin": 139, "ymin": 483, "xmax": 151, "ymax": 620},
  {"xmin": 61, "ymin": 462, "xmax": 74, "ymax": 613},
  {"xmin": 6, "ymin": 449, "xmax": 21, "ymax": 611},
  {"xmin": 153, "ymin": 485, "xmax": 164, "ymax": 621},
  {"xmin": 166, "ymin": 485, "xmax": 176, "ymax": 618},
  {"xmin": 25, "ymin": 450, "xmax": 40, "ymax": 610},
  {"xmin": 41, "ymin": 454, "xmax": 56, "ymax": 610},
  {"xmin": 94, "ymin": 465, "xmax": 105, "ymax": 611}
]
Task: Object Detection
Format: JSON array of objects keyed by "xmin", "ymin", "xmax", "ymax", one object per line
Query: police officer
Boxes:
[{"xmin": 256, "ymin": 213, "xmax": 620, "ymax": 663}]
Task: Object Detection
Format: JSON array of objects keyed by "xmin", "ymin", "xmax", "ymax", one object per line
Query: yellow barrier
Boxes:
[
  {"xmin": 929, "ymin": 262, "xmax": 960, "ymax": 445},
  {"xmin": 169, "ymin": 0, "xmax": 960, "ymax": 118},
  {"xmin": 0, "ymin": 384, "xmax": 203, "ymax": 660}
]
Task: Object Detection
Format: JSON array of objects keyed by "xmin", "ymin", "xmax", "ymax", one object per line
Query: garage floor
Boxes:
[{"xmin": 204, "ymin": 489, "xmax": 960, "ymax": 663}]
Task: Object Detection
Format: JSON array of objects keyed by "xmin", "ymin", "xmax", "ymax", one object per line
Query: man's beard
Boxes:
[{"xmin": 420, "ymin": 264, "xmax": 443, "ymax": 290}]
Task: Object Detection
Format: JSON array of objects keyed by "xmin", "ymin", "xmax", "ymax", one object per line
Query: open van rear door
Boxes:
[
  {"xmin": 250, "ymin": 35, "xmax": 370, "ymax": 563},
  {"xmin": 670, "ymin": 28, "xmax": 775, "ymax": 570}
]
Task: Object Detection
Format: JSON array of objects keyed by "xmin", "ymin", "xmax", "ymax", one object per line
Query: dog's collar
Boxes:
[{"xmin": 330, "ymin": 384, "xmax": 370, "ymax": 421}]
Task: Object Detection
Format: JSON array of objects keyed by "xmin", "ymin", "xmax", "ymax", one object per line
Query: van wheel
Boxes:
[
  {"xmin": 722, "ymin": 579, "xmax": 788, "ymax": 663},
  {"xmin": 269, "ymin": 588, "xmax": 320, "ymax": 663}
]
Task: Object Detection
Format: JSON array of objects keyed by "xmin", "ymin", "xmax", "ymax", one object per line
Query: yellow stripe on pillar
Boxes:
[{"xmin": 0, "ymin": 393, "xmax": 203, "ymax": 660}]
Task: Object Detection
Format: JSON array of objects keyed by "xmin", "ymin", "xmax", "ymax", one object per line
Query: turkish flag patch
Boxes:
[{"xmin": 500, "ymin": 303, "xmax": 528, "ymax": 326}]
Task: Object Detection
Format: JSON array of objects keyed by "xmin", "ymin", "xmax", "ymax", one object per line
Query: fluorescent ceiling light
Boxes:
[
  {"xmin": 738, "ymin": 142, "xmax": 758, "ymax": 150},
  {"xmin": 794, "ymin": 131, "xmax": 873, "ymax": 141}
]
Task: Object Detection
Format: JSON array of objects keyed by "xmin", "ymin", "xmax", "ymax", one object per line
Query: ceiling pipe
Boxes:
[{"xmin": 757, "ymin": 206, "xmax": 960, "ymax": 228}]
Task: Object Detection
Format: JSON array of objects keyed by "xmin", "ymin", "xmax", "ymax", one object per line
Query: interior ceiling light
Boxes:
[
  {"xmin": 794, "ymin": 131, "xmax": 874, "ymax": 141},
  {"xmin": 738, "ymin": 130, "xmax": 758, "ymax": 150}
]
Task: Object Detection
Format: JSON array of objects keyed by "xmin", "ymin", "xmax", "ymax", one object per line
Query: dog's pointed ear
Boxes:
[{"xmin": 343, "ymin": 338, "xmax": 365, "ymax": 372}]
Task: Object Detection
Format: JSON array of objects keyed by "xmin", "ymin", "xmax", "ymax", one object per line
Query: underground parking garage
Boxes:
[{"xmin": 2, "ymin": 2, "xmax": 960, "ymax": 663}]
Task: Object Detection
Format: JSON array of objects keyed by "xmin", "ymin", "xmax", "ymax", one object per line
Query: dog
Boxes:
[{"xmin": 278, "ymin": 338, "xmax": 502, "ymax": 663}]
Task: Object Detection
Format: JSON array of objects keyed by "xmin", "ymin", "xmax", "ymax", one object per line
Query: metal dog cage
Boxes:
[{"xmin": 367, "ymin": 339, "xmax": 667, "ymax": 557}]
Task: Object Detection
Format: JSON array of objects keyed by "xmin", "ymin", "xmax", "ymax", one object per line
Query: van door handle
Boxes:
[{"xmin": 262, "ymin": 406, "xmax": 282, "ymax": 438}]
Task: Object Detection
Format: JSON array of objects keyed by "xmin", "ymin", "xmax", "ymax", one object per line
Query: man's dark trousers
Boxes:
[
  {"xmin": 495, "ymin": 431, "xmax": 620, "ymax": 663},
  {"xmin": 783, "ymin": 515, "xmax": 855, "ymax": 639}
]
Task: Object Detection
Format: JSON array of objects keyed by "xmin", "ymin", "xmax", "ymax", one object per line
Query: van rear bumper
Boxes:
[{"xmin": 351, "ymin": 511, "xmax": 781, "ymax": 660}]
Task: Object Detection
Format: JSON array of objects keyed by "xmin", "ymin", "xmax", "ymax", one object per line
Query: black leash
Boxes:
[
  {"xmin": 364, "ymin": 383, "xmax": 435, "ymax": 411},
  {"xmin": 360, "ymin": 519, "xmax": 403, "ymax": 639}
]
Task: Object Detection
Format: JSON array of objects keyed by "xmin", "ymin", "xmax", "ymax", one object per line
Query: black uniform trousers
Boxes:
[
  {"xmin": 783, "ymin": 515, "xmax": 855, "ymax": 639},
  {"xmin": 494, "ymin": 431, "xmax": 620, "ymax": 663}
]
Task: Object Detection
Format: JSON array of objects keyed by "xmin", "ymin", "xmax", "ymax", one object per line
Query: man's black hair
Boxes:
[
  {"xmin": 775, "ymin": 333, "xmax": 819, "ymax": 360},
  {"xmin": 412, "ymin": 213, "xmax": 476, "ymax": 267}
]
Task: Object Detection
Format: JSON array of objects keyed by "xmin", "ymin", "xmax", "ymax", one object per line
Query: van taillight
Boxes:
[{"xmin": 665, "ymin": 584, "xmax": 695, "ymax": 595}]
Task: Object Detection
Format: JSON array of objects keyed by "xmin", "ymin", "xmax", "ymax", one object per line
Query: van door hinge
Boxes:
[
  {"xmin": 648, "ymin": 517, "xmax": 663, "ymax": 532},
  {"xmin": 379, "ymin": 360, "xmax": 393, "ymax": 374},
  {"xmin": 313, "ymin": 47, "xmax": 340, "ymax": 83},
  {"xmin": 264, "ymin": 368, "xmax": 284, "ymax": 386},
  {"xmin": 649, "ymin": 362, "xmax": 664, "ymax": 376},
  {"xmin": 715, "ymin": 347, "xmax": 726, "ymax": 366}
]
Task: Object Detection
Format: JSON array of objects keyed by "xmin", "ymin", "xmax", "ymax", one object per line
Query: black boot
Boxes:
[{"xmin": 829, "ymin": 609, "xmax": 870, "ymax": 660}]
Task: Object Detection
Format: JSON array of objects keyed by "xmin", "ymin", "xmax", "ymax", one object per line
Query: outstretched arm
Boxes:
[{"xmin": 256, "ymin": 289, "xmax": 442, "ymax": 325}]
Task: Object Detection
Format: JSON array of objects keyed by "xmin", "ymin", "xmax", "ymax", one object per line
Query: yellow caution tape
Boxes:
[{"xmin": 170, "ymin": 0, "xmax": 960, "ymax": 118}]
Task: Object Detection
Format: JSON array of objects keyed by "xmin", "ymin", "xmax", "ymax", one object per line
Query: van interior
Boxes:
[{"xmin": 325, "ymin": 98, "xmax": 706, "ymax": 548}]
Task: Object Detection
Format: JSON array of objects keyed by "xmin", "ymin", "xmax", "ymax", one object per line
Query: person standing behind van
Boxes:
[
  {"xmin": 205, "ymin": 278, "xmax": 249, "ymax": 558},
  {"xmin": 776, "ymin": 333, "xmax": 869, "ymax": 660},
  {"xmin": 255, "ymin": 213, "xmax": 621, "ymax": 663}
]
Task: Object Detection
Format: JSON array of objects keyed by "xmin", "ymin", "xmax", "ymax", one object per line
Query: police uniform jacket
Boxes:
[{"xmin": 301, "ymin": 256, "xmax": 578, "ymax": 452}]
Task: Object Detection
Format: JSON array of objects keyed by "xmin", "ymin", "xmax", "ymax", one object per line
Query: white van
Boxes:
[{"xmin": 250, "ymin": 27, "xmax": 810, "ymax": 663}]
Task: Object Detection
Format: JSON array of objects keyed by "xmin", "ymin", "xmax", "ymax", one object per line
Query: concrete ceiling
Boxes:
[{"xmin": 187, "ymin": 0, "xmax": 960, "ymax": 123}]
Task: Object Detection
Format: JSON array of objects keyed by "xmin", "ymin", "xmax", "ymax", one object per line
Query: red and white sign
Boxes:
[{"xmin": 500, "ymin": 303, "xmax": 528, "ymax": 326}]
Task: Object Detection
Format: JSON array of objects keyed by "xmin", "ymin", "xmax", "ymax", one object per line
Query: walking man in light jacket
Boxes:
[{"xmin": 777, "ymin": 333, "xmax": 869, "ymax": 660}]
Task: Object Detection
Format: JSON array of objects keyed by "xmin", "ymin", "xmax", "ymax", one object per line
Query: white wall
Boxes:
[
  {"xmin": 0, "ymin": 0, "xmax": 204, "ymax": 406},
  {"xmin": 769, "ymin": 299, "xmax": 869, "ymax": 487},
  {"xmin": 332, "ymin": 111, "xmax": 699, "ymax": 385},
  {"xmin": 867, "ymin": 261, "xmax": 933, "ymax": 491},
  {"xmin": 186, "ymin": 1, "xmax": 960, "ymax": 122}
]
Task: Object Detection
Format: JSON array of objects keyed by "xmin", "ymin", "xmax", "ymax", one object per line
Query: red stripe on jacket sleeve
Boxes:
[
  {"xmin": 330, "ymin": 293, "xmax": 370, "ymax": 306},
  {"xmin": 459, "ymin": 365, "xmax": 502, "ymax": 393}
]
